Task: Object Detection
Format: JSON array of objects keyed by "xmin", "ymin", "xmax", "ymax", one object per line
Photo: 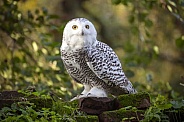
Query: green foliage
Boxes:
[
  {"xmin": 111, "ymin": 0, "xmax": 184, "ymax": 99},
  {"xmin": 0, "ymin": 0, "xmax": 73, "ymax": 100},
  {"xmin": 143, "ymin": 94, "xmax": 184, "ymax": 122},
  {"xmin": 0, "ymin": 90, "xmax": 183, "ymax": 121},
  {"xmin": 0, "ymin": 0, "xmax": 184, "ymax": 121},
  {"xmin": 170, "ymin": 99, "xmax": 184, "ymax": 109},
  {"xmin": 0, "ymin": 102, "xmax": 63, "ymax": 122},
  {"xmin": 117, "ymin": 92, "xmax": 150, "ymax": 107},
  {"xmin": 0, "ymin": 0, "xmax": 183, "ymax": 100},
  {"xmin": 120, "ymin": 106, "xmax": 141, "ymax": 121},
  {"xmin": 0, "ymin": 90, "xmax": 90, "ymax": 122},
  {"xmin": 112, "ymin": 0, "xmax": 157, "ymax": 67}
]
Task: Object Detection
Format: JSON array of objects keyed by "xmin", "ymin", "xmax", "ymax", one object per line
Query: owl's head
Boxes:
[
  {"xmin": 63, "ymin": 18, "xmax": 97, "ymax": 38},
  {"xmin": 61, "ymin": 18, "xmax": 97, "ymax": 51}
]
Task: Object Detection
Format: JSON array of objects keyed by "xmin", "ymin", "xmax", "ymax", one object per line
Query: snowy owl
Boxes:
[{"xmin": 60, "ymin": 18, "xmax": 137, "ymax": 100}]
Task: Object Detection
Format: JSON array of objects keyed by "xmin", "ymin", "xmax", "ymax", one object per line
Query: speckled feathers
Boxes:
[{"xmin": 60, "ymin": 18, "xmax": 137, "ymax": 99}]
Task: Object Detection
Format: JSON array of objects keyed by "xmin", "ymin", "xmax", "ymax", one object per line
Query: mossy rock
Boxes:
[
  {"xmin": 29, "ymin": 97, "xmax": 53, "ymax": 109},
  {"xmin": 117, "ymin": 92, "xmax": 150, "ymax": 109},
  {"xmin": 52, "ymin": 100, "xmax": 79, "ymax": 115},
  {"xmin": 52, "ymin": 101, "xmax": 99, "ymax": 122},
  {"xmin": 75, "ymin": 115, "xmax": 98, "ymax": 122},
  {"xmin": 99, "ymin": 108, "xmax": 145, "ymax": 122},
  {"xmin": 0, "ymin": 91, "xmax": 52, "ymax": 109}
]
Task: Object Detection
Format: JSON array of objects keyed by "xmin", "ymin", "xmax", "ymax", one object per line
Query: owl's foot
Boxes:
[
  {"xmin": 81, "ymin": 84, "xmax": 91, "ymax": 95},
  {"xmin": 70, "ymin": 95, "xmax": 79, "ymax": 101},
  {"xmin": 70, "ymin": 84, "xmax": 92, "ymax": 101},
  {"xmin": 87, "ymin": 87, "xmax": 107, "ymax": 98},
  {"xmin": 70, "ymin": 93, "xmax": 88, "ymax": 101},
  {"xmin": 70, "ymin": 96, "xmax": 78, "ymax": 101},
  {"xmin": 70, "ymin": 87, "xmax": 107, "ymax": 101}
]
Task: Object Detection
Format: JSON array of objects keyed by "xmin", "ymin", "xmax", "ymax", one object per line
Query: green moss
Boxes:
[
  {"xmin": 52, "ymin": 100, "xmax": 79, "ymax": 115},
  {"xmin": 100, "ymin": 108, "xmax": 145, "ymax": 121},
  {"xmin": 75, "ymin": 115, "xmax": 98, "ymax": 122},
  {"xmin": 29, "ymin": 98, "xmax": 53, "ymax": 109},
  {"xmin": 0, "ymin": 91, "xmax": 53, "ymax": 110},
  {"xmin": 117, "ymin": 92, "xmax": 150, "ymax": 107},
  {"xmin": 52, "ymin": 100, "xmax": 98, "ymax": 122}
]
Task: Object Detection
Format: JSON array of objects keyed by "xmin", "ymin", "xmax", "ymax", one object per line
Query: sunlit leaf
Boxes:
[
  {"xmin": 153, "ymin": 45, "xmax": 159, "ymax": 54},
  {"xmin": 32, "ymin": 41, "xmax": 38, "ymax": 52},
  {"xmin": 168, "ymin": 1, "xmax": 177, "ymax": 7},
  {"xmin": 167, "ymin": 5, "xmax": 173, "ymax": 12},
  {"xmin": 157, "ymin": 104, "xmax": 172, "ymax": 110}
]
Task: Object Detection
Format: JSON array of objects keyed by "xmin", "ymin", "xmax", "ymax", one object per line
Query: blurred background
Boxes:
[{"xmin": 0, "ymin": 0, "xmax": 184, "ymax": 100}]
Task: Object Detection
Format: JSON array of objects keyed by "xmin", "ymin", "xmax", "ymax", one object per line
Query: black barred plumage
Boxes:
[
  {"xmin": 61, "ymin": 50, "xmax": 108, "ymax": 87},
  {"xmin": 60, "ymin": 18, "xmax": 137, "ymax": 100}
]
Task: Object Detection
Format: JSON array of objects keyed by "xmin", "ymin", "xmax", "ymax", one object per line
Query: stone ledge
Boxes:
[
  {"xmin": 0, "ymin": 91, "xmax": 151, "ymax": 122},
  {"xmin": 78, "ymin": 92, "xmax": 150, "ymax": 122},
  {"xmin": 79, "ymin": 92, "xmax": 150, "ymax": 115},
  {"xmin": 99, "ymin": 109, "xmax": 145, "ymax": 122},
  {"xmin": 0, "ymin": 91, "xmax": 52, "ymax": 109}
]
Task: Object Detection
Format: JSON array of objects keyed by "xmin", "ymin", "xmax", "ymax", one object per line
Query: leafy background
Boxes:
[{"xmin": 0, "ymin": 0, "xmax": 184, "ymax": 100}]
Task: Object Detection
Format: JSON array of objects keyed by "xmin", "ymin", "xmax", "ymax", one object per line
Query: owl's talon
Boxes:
[
  {"xmin": 87, "ymin": 93, "xmax": 97, "ymax": 97},
  {"xmin": 87, "ymin": 93, "xmax": 91, "ymax": 96},
  {"xmin": 87, "ymin": 93, "xmax": 98, "ymax": 97},
  {"xmin": 70, "ymin": 94, "xmax": 88, "ymax": 101},
  {"xmin": 87, "ymin": 87, "xmax": 108, "ymax": 97},
  {"xmin": 70, "ymin": 96, "xmax": 78, "ymax": 101}
]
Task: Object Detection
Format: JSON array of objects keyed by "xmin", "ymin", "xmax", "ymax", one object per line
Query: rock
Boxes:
[
  {"xmin": 52, "ymin": 100, "xmax": 78, "ymax": 115},
  {"xmin": 79, "ymin": 97, "xmax": 119, "ymax": 115},
  {"xmin": 79, "ymin": 92, "xmax": 150, "ymax": 115},
  {"xmin": 0, "ymin": 91, "xmax": 52, "ymax": 109},
  {"xmin": 117, "ymin": 92, "xmax": 150, "ymax": 109},
  {"xmin": 99, "ymin": 108, "xmax": 145, "ymax": 122},
  {"xmin": 0, "ymin": 91, "xmax": 152, "ymax": 122},
  {"xmin": 75, "ymin": 115, "xmax": 99, "ymax": 122}
]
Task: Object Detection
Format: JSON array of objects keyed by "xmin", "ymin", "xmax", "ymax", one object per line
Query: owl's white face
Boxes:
[{"xmin": 61, "ymin": 18, "xmax": 97, "ymax": 51}]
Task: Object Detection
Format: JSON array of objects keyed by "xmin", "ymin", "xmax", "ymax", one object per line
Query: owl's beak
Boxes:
[{"xmin": 81, "ymin": 30, "xmax": 84, "ymax": 36}]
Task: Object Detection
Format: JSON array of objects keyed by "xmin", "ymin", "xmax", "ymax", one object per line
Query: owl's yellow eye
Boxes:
[
  {"xmin": 72, "ymin": 25, "xmax": 78, "ymax": 30},
  {"xmin": 85, "ymin": 25, "xmax": 89, "ymax": 29}
]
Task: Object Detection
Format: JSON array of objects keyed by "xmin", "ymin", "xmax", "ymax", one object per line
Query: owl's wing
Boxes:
[{"xmin": 85, "ymin": 41, "xmax": 135, "ymax": 94}]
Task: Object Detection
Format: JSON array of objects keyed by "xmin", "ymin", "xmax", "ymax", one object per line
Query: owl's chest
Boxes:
[{"xmin": 61, "ymin": 50, "xmax": 87, "ymax": 70}]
